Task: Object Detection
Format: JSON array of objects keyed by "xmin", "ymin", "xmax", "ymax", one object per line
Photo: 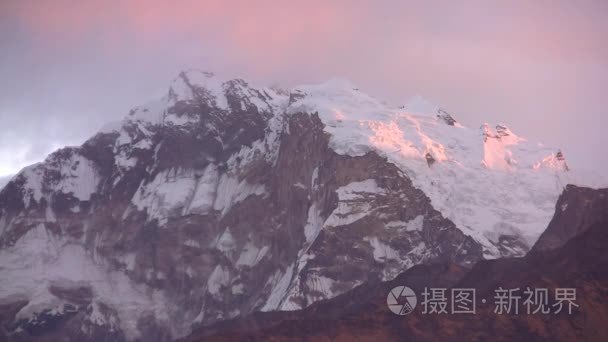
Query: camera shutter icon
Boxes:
[{"xmin": 387, "ymin": 286, "xmax": 417, "ymax": 315}]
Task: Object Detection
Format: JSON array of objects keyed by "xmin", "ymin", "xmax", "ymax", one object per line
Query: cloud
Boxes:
[{"xmin": 0, "ymin": 0, "xmax": 606, "ymax": 174}]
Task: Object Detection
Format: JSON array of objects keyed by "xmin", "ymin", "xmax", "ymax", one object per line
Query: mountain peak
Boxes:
[{"xmin": 167, "ymin": 69, "xmax": 231, "ymax": 109}]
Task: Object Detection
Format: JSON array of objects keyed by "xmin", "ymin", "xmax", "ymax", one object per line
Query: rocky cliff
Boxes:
[{"xmin": 185, "ymin": 185, "xmax": 608, "ymax": 342}]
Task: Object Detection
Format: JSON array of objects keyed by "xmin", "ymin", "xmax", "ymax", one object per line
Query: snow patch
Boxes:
[
  {"xmin": 364, "ymin": 236, "xmax": 400, "ymax": 262},
  {"xmin": 207, "ymin": 265, "xmax": 230, "ymax": 296},
  {"xmin": 304, "ymin": 274, "xmax": 336, "ymax": 302},
  {"xmin": 385, "ymin": 215, "xmax": 424, "ymax": 232},
  {"xmin": 325, "ymin": 180, "xmax": 384, "ymax": 227},
  {"xmin": 293, "ymin": 182, "xmax": 307, "ymax": 190},
  {"xmin": 212, "ymin": 173, "xmax": 267, "ymax": 215},
  {"xmin": 184, "ymin": 239, "xmax": 201, "ymax": 248},
  {"xmin": 260, "ymin": 264, "xmax": 294, "ymax": 312},
  {"xmin": 304, "ymin": 203, "xmax": 324, "ymax": 243},
  {"xmin": 236, "ymin": 242, "xmax": 269, "ymax": 267},
  {"xmin": 216, "ymin": 227, "xmax": 236, "ymax": 256},
  {"xmin": 131, "ymin": 165, "xmax": 219, "ymax": 225},
  {"xmin": 231, "ymin": 283, "xmax": 245, "ymax": 295}
]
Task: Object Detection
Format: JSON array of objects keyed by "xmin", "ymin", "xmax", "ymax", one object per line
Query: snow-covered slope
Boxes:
[
  {"xmin": 0, "ymin": 69, "xmax": 604, "ymax": 341},
  {"xmin": 287, "ymin": 79, "xmax": 583, "ymax": 256}
]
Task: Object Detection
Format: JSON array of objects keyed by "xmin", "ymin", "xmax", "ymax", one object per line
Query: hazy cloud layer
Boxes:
[{"xmin": 0, "ymin": 0, "xmax": 606, "ymax": 176}]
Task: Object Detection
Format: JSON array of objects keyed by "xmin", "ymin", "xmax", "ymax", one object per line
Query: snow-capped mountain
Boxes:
[{"xmin": 0, "ymin": 70, "xmax": 599, "ymax": 341}]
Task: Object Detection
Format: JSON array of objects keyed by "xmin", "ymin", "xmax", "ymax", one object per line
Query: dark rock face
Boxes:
[
  {"xmin": 266, "ymin": 114, "xmax": 481, "ymax": 311},
  {"xmin": 424, "ymin": 152, "xmax": 435, "ymax": 167},
  {"xmin": 495, "ymin": 124, "xmax": 510, "ymax": 137},
  {"xmin": 436, "ymin": 109, "xmax": 457, "ymax": 126},
  {"xmin": 183, "ymin": 185, "xmax": 608, "ymax": 342},
  {"xmin": 532, "ymin": 185, "xmax": 608, "ymax": 253},
  {"xmin": 0, "ymin": 71, "xmax": 484, "ymax": 341}
]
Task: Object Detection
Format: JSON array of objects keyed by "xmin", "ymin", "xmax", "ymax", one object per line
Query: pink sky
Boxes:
[{"xmin": 0, "ymin": 0, "xmax": 607, "ymax": 176}]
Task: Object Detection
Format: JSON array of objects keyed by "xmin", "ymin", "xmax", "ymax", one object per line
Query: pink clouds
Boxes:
[
  {"xmin": 5, "ymin": 0, "xmax": 606, "ymax": 81},
  {"xmin": 5, "ymin": 1, "xmax": 362, "ymax": 68},
  {"xmin": 0, "ymin": 0, "xmax": 606, "ymax": 173}
]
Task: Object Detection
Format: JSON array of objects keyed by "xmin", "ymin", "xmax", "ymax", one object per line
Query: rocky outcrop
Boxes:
[
  {"xmin": 436, "ymin": 109, "xmax": 457, "ymax": 126},
  {"xmin": 531, "ymin": 184, "xmax": 608, "ymax": 252}
]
